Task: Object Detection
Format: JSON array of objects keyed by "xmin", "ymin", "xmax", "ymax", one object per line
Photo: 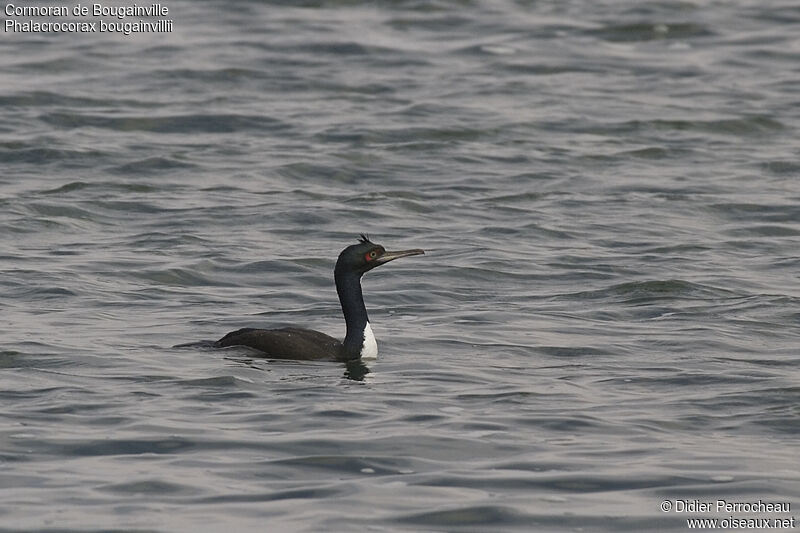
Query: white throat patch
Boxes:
[{"xmin": 360, "ymin": 322, "xmax": 378, "ymax": 360}]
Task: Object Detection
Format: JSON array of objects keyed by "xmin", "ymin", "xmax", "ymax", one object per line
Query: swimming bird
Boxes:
[{"xmin": 214, "ymin": 235, "xmax": 424, "ymax": 361}]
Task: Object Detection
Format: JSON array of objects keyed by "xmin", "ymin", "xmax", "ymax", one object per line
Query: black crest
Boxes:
[{"xmin": 358, "ymin": 233, "xmax": 373, "ymax": 244}]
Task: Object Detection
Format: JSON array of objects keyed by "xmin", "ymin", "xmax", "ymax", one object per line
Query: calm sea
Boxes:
[{"xmin": 1, "ymin": 1, "xmax": 798, "ymax": 531}]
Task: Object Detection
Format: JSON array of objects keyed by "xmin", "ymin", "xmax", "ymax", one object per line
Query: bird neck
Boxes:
[{"xmin": 335, "ymin": 269, "xmax": 370, "ymax": 359}]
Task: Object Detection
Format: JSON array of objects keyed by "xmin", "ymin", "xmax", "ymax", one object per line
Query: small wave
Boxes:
[
  {"xmin": 563, "ymin": 279, "xmax": 736, "ymax": 303},
  {"xmin": 110, "ymin": 156, "xmax": 197, "ymax": 175},
  {"xmin": 40, "ymin": 112, "xmax": 291, "ymax": 134},
  {"xmin": 0, "ymin": 145, "xmax": 105, "ymax": 165},
  {"xmin": 394, "ymin": 505, "xmax": 532, "ymax": 528},
  {"xmin": 585, "ymin": 21, "xmax": 713, "ymax": 42}
]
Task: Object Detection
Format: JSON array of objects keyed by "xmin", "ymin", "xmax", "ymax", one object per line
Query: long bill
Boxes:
[{"xmin": 374, "ymin": 248, "xmax": 425, "ymax": 265}]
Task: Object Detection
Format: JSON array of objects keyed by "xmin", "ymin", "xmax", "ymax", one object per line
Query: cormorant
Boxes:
[{"xmin": 214, "ymin": 235, "xmax": 424, "ymax": 361}]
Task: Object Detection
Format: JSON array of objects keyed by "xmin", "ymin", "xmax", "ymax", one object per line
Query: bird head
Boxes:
[{"xmin": 335, "ymin": 234, "xmax": 424, "ymax": 277}]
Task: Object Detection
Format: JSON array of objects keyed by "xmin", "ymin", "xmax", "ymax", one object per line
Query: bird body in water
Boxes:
[{"xmin": 214, "ymin": 236, "xmax": 424, "ymax": 362}]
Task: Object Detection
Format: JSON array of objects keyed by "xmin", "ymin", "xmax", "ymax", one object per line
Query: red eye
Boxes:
[{"xmin": 365, "ymin": 250, "xmax": 377, "ymax": 261}]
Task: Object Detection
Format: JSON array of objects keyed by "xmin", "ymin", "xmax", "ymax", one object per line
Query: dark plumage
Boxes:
[
  {"xmin": 215, "ymin": 327, "xmax": 343, "ymax": 360},
  {"xmin": 213, "ymin": 236, "xmax": 424, "ymax": 361}
]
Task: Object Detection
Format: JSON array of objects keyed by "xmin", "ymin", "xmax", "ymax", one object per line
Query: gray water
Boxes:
[{"xmin": 2, "ymin": 1, "xmax": 799, "ymax": 531}]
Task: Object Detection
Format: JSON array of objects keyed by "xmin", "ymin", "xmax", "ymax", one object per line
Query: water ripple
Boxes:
[{"xmin": 2, "ymin": 0, "xmax": 799, "ymax": 531}]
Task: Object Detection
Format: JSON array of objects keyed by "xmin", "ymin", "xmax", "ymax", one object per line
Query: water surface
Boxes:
[{"xmin": 1, "ymin": 1, "xmax": 799, "ymax": 531}]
